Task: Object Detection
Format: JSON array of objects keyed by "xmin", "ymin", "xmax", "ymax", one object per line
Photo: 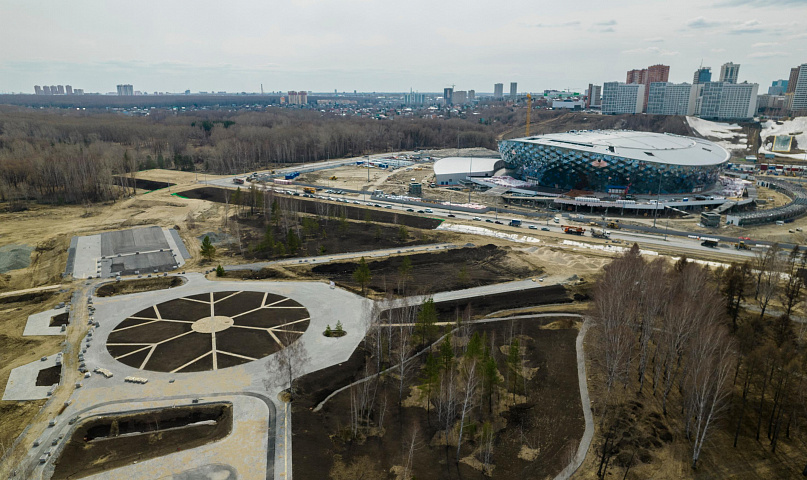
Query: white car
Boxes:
[{"xmin": 472, "ymin": 217, "xmax": 482, "ymax": 221}]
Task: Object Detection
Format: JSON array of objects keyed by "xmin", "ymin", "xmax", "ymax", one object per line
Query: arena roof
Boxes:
[
  {"xmin": 505, "ymin": 130, "xmax": 730, "ymax": 167},
  {"xmin": 433, "ymin": 157, "xmax": 503, "ymax": 176}
]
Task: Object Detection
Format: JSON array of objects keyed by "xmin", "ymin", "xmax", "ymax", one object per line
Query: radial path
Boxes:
[{"xmin": 106, "ymin": 291, "xmax": 310, "ymax": 373}]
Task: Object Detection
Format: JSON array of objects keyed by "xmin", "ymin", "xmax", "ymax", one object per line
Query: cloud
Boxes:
[
  {"xmin": 594, "ymin": 20, "xmax": 617, "ymax": 26},
  {"xmin": 729, "ymin": 20, "xmax": 765, "ymax": 34},
  {"xmin": 599, "ymin": 27, "xmax": 616, "ymax": 33},
  {"xmin": 686, "ymin": 17, "xmax": 724, "ymax": 29},
  {"xmin": 710, "ymin": 48, "xmax": 726, "ymax": 53},
  {"xmin": 622, "ymin": 46, "xmax": 679, "ymax": 56},
  {"xmin": 715, "ymin": 0, "xmax": 807, "ymax": 6},
  {"xmin": 643, "ymin": 37, "xmax": 665, "ymax": 43},
  {"xmin": 752, "ymin": 42, "xmax": 779, "ymax": 47},
  {"xmin": 748, "ymin": 51, "xmax": 791, "ymax": 58},
  {"xmin": 530, "ymin": 20, "xmax": 581, "ymax": 28}
]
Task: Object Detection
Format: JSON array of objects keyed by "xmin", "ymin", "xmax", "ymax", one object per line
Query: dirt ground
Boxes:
[
  {"xmin": 95, "ymin": 276, "xmax": 185, "ymax": 297},
  {"xmin": 300, "ymin": 244, "xmax": 541, "ymax": 296},
  {"xmin": 293, "ymin": 316, "xmax": 583, "ymax": 480},
  {"xmin": 52, "ymin": 403, "xmax": 232, "ymax": 480}
]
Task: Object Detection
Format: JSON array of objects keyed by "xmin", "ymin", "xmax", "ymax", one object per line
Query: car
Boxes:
[
  {"xmin": 485, "ymin": 219, "xmax": 493, "ymax": 223},
  {"xmin": 424, "ymin": 208, "xmax": 433, "ymax": 213},
  {"xmin": 528, "ymin": 225, "xmax": 537, "ymax": 230},
  {"xmin": 417, "ymin": 210, "xmax": 425, "ymax": 213},
  {"xmin": 541, "ymin": 227, "xmax": 550, "ymax": 231},
  {"xmin": 354, "ymin": 201, "xmax": 360, "ymax": 204},
  {"xmin": 406, "ymin": 208, "xmax": 415, "ymax": 212},
  {"xmin": 494, "ymin": 220, "xmax": 503, "ymax": 225},
  {"xmin": 374, "ymin": 204, "xmax": 382, "ymax": 207},
  {"xmin": 447, "ymin": 214, "xmax": 455, "ymax": 217},
  {"xmin": 384, "ymin": 205, "xmax": 392, "ymax": 209},
  {"xmin": 472, "ymin": 217, "xmax": 482, "ymax": 221}
]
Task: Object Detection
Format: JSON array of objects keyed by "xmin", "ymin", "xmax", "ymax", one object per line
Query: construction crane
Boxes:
[{"xmin": 525, "ymin": 93, "xmax": 532, "ymax": 136}]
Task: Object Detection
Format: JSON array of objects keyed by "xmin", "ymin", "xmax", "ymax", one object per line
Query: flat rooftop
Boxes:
[
  {"xmin": 433, "ymin": 157, "xmax": 503, "ymax": 175},
  {"xmin": 505, "ymin": 130, "xmax": 730, "ymax": 167}
]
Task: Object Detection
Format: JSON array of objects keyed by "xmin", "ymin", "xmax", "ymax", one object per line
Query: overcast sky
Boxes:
[{"xmin": 1, "ymin": 0, "xmax": 806, "ymax": 94}]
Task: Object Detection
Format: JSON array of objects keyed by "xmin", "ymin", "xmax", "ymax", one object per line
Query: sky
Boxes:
[{"xmin": 1, "ymin": 0, "xmax": 806, "ymax": 94}]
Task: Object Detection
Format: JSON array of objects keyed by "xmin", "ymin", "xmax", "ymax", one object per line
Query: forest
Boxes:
[{"xmin": 589, "ymin": 245, "xmax": 807, "ymax": 478}]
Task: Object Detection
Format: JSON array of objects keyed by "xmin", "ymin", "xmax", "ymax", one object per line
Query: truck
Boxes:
[
  {"xmin": 562, "ymin": 225, "xmax": 585, "ymax": 235},
  {"xmin": 735, "ymin": 237, "xmax": 752, "ymax": 250},
  {"xmin": 591, "ymin": 228, "xmax": 610, "ymax": 239},
  {"xmin": 606, "ymin": 221, "xmax": 620, "ymax": 229},
  {"xmin": 303, "ymin": 187, "xmax": 316, "ymax": 194},
  {"xmin": 701, "ymin": 237, "xmax": 719, "ymax": 248},
  {"xmin": 509, "ymin": 219, "xmax": 522, "ymax": 227}
]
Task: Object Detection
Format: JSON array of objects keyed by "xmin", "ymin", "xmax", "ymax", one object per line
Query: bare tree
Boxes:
[
  {"xmin": 456, "ymin": 358, "xmax": 480, "ymax": 463},
  {"xmin": 685, "ymin": 323, "xmax": 735, "ymax": 469},
  {"xmin": 264, "ymin": 331, "xmax": 311, "ymax": 398},
  {"xmin": 757, "ymin": 245, "xmax": 783, "ymax": 320}
]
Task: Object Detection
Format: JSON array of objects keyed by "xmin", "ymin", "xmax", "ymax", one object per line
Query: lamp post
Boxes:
[{"xmin": 652, "ymin": 173, "xmax": 662, "ymax": 229}]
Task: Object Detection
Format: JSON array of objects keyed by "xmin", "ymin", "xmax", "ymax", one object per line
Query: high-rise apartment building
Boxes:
[
  {"xmin": 117, "ymin": 84, "xmax": 134, "ymax": 96},
  {"xmin": 697, "ymin": 81, "xmax": 757, "ymax": 120},
  {"xmin": 719, "ymin": 62, "xmax": 740, "ymax": 84},
  {"xmin": 443, "ymin": 87, "xmax": 453, "ymax": 105},
  {"xmin": 787, "ymin": 66, "xmax": 801, "ymax": 94},
  {"xmin": 468, "ymin": 90, "xmax": 475, "ymax": 101},
  {"xmin": 56, "ymin": 85, "xmax": 65, "ymax": 95},
  {"xmin": 404, "ymin": 90, "xmax": 426, "ymax": 105},
  {"xmin": 493, "ymin": 83, "xmax": 503, "ymax": 99},
  {"xmin": 586, "ymin": 84, "xmax": 602, "ymax": 108},
  {"xmin": 693, "ymin": 67, "xmax": 712, "ymax": 84},
  {"xmin": 647, "ymin": 82, "xmax": 698, "ymax": 116},
  {"xmin": 73, "ymin": 89, "xmax": 84, "ymax": 95},
  {"xmin": 509, "ymin": 82, "xmax": 518, "ymax": 99},
  {"xmin": 626, "ymin": 69, "xmax": 646, "ymax": 84},
  {"xmin": 791, "ymin": 63, "xmax": 807, "ymax": 114},
  {"xmin": 287, "ymin": 91, "xmax": 308, "ymax": 105},
  {"xmin": 50, "ymin": 85, "xmax": 58, "ymax": 95},
  {"xmin": 43, "ymin": 86, "xmax": 52, "ymax": 95},
  {"xmin": 768, "ymin": 80, "xmax": 788, "ymax": 96},
  {"xmin": 34, "ymin": 85, "xmax": 42, "ymax": 95},
  {"xmin": 453, "ymin": 90, "xmax": 467, "ymax": 104},
  {"xmin": 602, "ymin": 82, "xmax": 645, "ymax": 114},
  {"xmin": 65, "ymin": 85, "xmax": 73, "ymax": 95},
  {"xmin": 626, "ymin": 64, "xmax": 669, "ymax": 111}
]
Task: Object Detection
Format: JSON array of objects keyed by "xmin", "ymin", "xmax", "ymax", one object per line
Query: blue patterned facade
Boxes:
[{"xmin": 498, "ymin": 140, "xmax": 723, "ymax": 194}]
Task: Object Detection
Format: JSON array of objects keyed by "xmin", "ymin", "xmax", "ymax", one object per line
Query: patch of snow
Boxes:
[
  {"xmin": 437, "ymin": 223, "xmax": 541, "ymax": 243},
  {"xmin": 758, "ymin": 117, "xmax": 807, "ymax": 160},
  {"xmin": 686, "ymin": 116, "xmax": 748, "ymax": 151}
]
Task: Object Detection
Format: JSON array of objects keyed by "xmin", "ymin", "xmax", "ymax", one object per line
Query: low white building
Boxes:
[{"xmin": 433, "ymin": 157, "xmax": 504, "ymax": 185}]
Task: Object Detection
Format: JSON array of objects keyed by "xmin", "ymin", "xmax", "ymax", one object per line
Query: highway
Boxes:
[{"xmin": 201, "ymin": 173, "xmax": 788, "ymax": 261}]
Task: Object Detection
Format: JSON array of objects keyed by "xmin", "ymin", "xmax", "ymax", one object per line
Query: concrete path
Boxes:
[
  {"xmin": 553, "ymin": 318, "xmax": 594, "ymax": 480},
  {"xmin": 0, "ymin": 284, "xmax": 61, "ymax": 299},
  {"xmin": 224, "ymin": 243, "xmax": 456, "ymax": 271}
]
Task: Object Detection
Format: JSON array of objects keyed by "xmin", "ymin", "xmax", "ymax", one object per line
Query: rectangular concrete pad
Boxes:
[
  {"xmin": 2, "ymin": 354, "xmax": 60, "ymax": 401},
  {"xmin": 168, "ymin": 228, "xmax": 191, "ymax": 260},
  {"xmin": 23, "ymin": 307, "xmax": 68, "ymax": 336},
  {"xmin": 101, "ymin": 226, "xmax": 169, "ymax": 256}
]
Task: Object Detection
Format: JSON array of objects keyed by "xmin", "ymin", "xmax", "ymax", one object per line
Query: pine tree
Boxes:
[
  {"xmin": 352, "ymin": 257, "xmax": 372, "ymax": 296},
  {"xmin": 215, "ymin": 264, "xmax": 225, "ymax": 277},
  {"xmin": 415, "ymin": 298, "xmax": 438, "ymax": 345},
  {"xmin": 200, "ymin": 235, "xmax": 216, "ymax": 261}
]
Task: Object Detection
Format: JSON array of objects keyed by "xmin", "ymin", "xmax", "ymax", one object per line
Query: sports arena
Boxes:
[{"xmin": 498, "ymin": 130, "xmax": 730, "ymax": 195}]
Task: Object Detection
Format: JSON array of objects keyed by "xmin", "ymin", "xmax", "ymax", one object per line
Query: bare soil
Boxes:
[
  {"xmin": 49, "ymin": 312, "xmax": 69, "ymax": 327},
  {"xmin": 35, "ymin": 365, "xmax": 61, "ymax": 386},
  {"xmin": 303, "ymin": 244, "xmax": 542, "ymax": 296},
  {"xmin": 95, "ymin": 276, "xmax": 185, "ymax": 297},
  {"xmin": 177, "ymin": 186, "xmax": 444, "ymax": 229},
  {"xmin": 51, "ymin": 403, "xmax": 233, "ymax": 480},
  {"xmin": 293, "ymin": 316, "xmax": 583, "ymax": 480}
]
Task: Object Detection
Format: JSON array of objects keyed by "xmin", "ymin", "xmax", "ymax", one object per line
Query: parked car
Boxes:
[
  {"xmin": 472, "ymin": 217, "xmax": 482, "ymax": 221},
  {"xmin": 406, "ymin": 208, "xmax": 415, "ymax": 212},
  {"xmin": 541, "ymin": 227, "xmax": 550, "ymax": 231},
  {"xmin": 528, "ymin": 225, "xmax": 537, "ymax": 230},
  {"xmin": 447, "ymin": 214, "xmax": 456, "ymax": 217}
]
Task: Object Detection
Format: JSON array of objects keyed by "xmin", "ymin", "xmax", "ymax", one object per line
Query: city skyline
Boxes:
[{"xmin": 1, "ymin": 0, "xmax": 806, "ymax": 94}]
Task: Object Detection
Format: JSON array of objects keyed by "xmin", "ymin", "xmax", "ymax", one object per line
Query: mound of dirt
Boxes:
[{"xmin": 0, "ymin": 244, "xmax": 33, "ymax": 273}]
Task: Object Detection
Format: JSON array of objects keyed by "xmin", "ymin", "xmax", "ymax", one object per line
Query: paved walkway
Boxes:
[
  {"xmin": 553, "ymin": 318, "xmax": 594, "ymax": 480},
  {"xmin": 224, "ymin": 243, "xmax": 456, "ymax": 271}
]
